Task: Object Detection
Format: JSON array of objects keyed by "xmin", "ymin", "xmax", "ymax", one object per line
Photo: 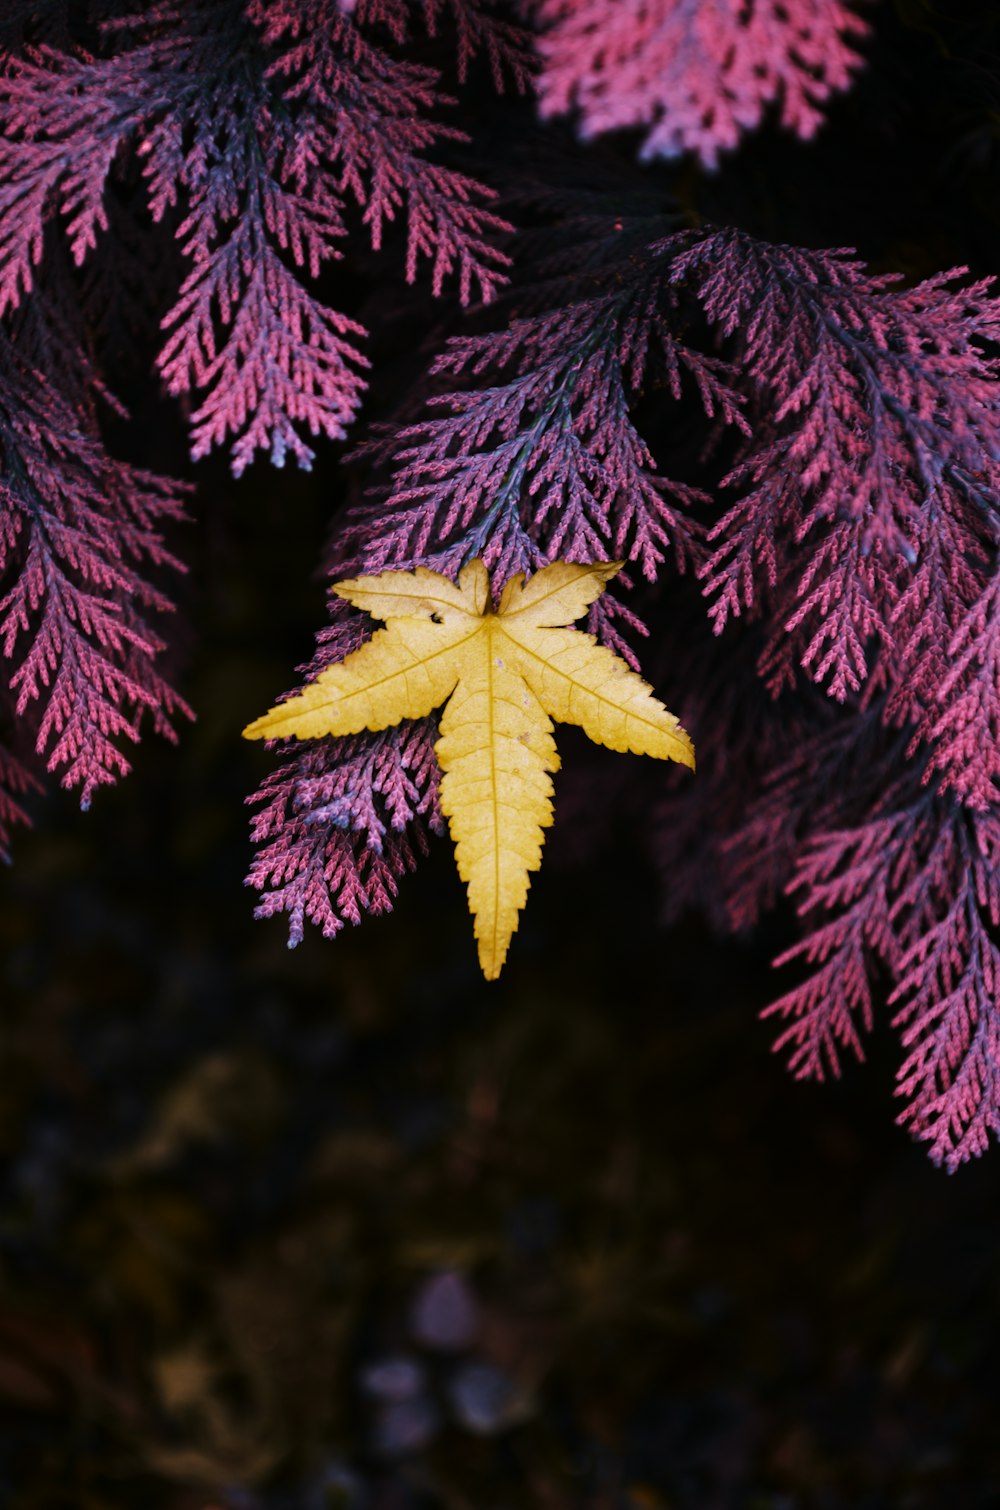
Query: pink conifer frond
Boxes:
[
  {"xmin": 928, "ymin": 575, "xmax": 1000, "ymax": 810},
  {"xmin": 892, "ymin": 807, "xmax": 1000, "ymax": 1170},
  {"xmin": 350, "ymin": 0, "xmax": 535, "ymax": 89},
  {"xmin": 156, "ymin": 154, "xmax": 371, "ymax": 472},
  {"xmin": 418, "ymin": 0, "xmax": 536, "ymax": 89},
  {"xmin": 764, "ymin": 814, "xmax": 903, "ymax": 1079},
  {"xmin": 0, "ymin": 0, "xmax": 513, "ymax": 473},
  {"xmin": 351, "ymin": 267, "xmax": 746, "ymax": 589},
  {"xmin": 884, "ymin": 497, "xmax": 987, "ymax": 749},
  {"xmin": 0, "ymin": 333, "xmax": 190, "ymax": 808},
  {"xmin": 766, "ymin": 774, "xmax": 1000, "ymax": 1169},
  {"xmin": 535, "ymin": 0, "xmax": 869, "ymax": 169},
  {"xmin": 658, "ymin": 226, "xmax": 1000, "ymax": 1162},
  {"xmin": 0, "ymin": 0, "xmax": 520, "ymax": 844},
  {"xmin": 0, "ymin": 45, "xmax": 141, "ymax": 315},
  {"xmin": 247, "ymin": 600, "xmax": 443, "ymax": 943},
  {"xmin": 673, "ymin": 232, "xmax": 1000, "ymax": 705},
  {"xmin": 248, "ymin": 0, "xmax": 512, "ymax": 304},
  {"xmin": 248, "ymin": 723, "xmax": 442, "ymax": 944}
]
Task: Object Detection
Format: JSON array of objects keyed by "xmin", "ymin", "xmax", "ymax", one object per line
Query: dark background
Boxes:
[{"xmin": 3, "ymin": 3, "xmax": 1000, "ymax": 1506}]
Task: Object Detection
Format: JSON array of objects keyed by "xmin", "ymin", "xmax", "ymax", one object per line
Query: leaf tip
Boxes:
[
  {"xmin": 477, "ymin": 941, "xmax": 507, "ymax": 981},
  {"xmin": 243, "ymin": 703, "xmax": 298, "ymax": 741}
]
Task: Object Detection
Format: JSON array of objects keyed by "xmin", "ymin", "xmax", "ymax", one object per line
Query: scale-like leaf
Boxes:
[{"xmin": 245, "ymin": 558, "xmax": 694, "ymax": 977}]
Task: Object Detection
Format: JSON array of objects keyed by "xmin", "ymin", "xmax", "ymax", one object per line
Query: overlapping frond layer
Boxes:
[
  {"xmin": 246, "ymin": 558, "xmax": 693, "ymax": 977},
  {"xmin": 0, "ymin": 0, "xmax": 516, "ymax": 472},
  {"xmin": 536, "ymin": 0, "xmax": 868, "ymax": 168}
]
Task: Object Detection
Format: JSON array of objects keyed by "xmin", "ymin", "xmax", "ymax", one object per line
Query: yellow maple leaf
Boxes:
[{"xmin": 244, "ymin": 559, "xmax": 694, "ymax": 979}]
